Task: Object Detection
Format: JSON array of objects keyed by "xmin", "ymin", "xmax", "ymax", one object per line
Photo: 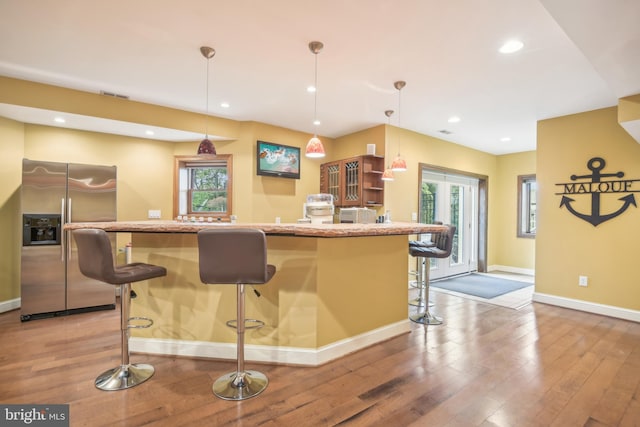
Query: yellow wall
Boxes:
[
  {"xmin": 24, "ymin": 125, "xmax": 176, "ymax": 222},
  {"xmin": 0, "ymin": 117, "xmax": 24, "ymax": 301},
  {"xmin": 494, "ymin": 151, "xmax": 537, "ymax": 271},
  {"xmin": 536, "ymin": 107, "xmax": 640, "ymax": 310},
  {"xmin": 173, "ymin": 121, "xmax": 326, "ymax": 224},
  {"xmin": 381, "ymin": 126, "xmax": 499, "ymax": 265},
  {"xmin": 129, "ymin": 233, "xmax": 408, "ymax": 349},
  {"xmin": 332, "ymin": 125, "xmax": 385, "ymax": 160}
]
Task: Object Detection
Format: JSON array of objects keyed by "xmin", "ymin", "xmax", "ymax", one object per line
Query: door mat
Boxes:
[{"xmin": 430, "ymin": 273, "xmax": 532, "ymax": 299}]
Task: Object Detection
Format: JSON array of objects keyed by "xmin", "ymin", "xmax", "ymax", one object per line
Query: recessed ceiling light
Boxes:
[
  {"xmin": 220, "ymin": 102, "xmax": 230, "ymax": 108},
  {"xmin": 500, "ymin": 136, "xmax": 511, "ymax": 142},
  {"xmin": 54, "ymin": 117, "xmax": 65, "ymax": 123},
  {"xmin": 499, "ymin": 39, "xmax": 524, "ymax": 54},
  {"xmin": 447, "ymin": 116, "xmax": 461, "ymax": 123},
  {"xmin": 313, "ymin": 119, "xmax": 321, "ymax": 126},
  {"xmin": 145, "ymin": 130, "xmax": 155, "ymax": 136},
  {"xmin": 307, "ymin": 85, "xmax": 316, "ymax": 93}
]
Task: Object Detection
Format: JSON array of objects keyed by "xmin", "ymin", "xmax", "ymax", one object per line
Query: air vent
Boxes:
[
  {"xmin": 438, "ymin": 129, "xmax": 453, "ymax": 135},
  {"xmin": 100, "ymin": 90, "xmax": 129, "ymax": 100}
]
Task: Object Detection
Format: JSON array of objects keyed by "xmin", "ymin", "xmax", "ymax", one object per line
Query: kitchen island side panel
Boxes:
[{"xmin": 127, "ymin": 232, "xmax": 409, "ymax": 351}]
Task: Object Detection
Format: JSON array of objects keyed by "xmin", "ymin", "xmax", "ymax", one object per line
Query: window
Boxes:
[
  {"xmin": 174, "ymin": 155, "xmax": 233, "ymax": 219},
  {"xmin": 517, "ymin": 174, "xmax": 536, "ymax": 238}
]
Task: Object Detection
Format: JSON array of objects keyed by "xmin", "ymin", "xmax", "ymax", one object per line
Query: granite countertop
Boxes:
[{"xmin": 63, "ymin": 220, "xmax": 446, "ymax": 237}]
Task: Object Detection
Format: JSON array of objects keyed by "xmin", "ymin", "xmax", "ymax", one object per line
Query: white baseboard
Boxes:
[
  {"xmin": 487, "ymin": 265, "xmax": 535, "ymax": 276},
  {"xmin": 130, "ymin": 320, "xmax": 411, "ymax": 366},
  {"xmin": 533, "ymin": 292, "xmax": 640, "ymax": 323},
  {"xmin": 0, "ymin": 298, "xmax": 20, "ymax": 314}
]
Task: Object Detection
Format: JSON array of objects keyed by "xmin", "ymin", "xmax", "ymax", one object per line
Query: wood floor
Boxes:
[{"xmin": 1, "ymin": 291, "xmax": 639, "ymax": 427}]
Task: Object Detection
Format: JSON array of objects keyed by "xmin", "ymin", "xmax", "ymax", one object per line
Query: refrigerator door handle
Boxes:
[
  {"xmin": 61, "ymin": 198, "xmax": 66, "ymax": 262},
  {"xmin": 67, "ymin": 197, "xmax": 72, "ymax": 259}
]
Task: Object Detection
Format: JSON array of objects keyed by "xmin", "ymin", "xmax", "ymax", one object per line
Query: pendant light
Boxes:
[
  {"xmin": 197, "ymin": 46, "xmax": 217, "ymax": 155},
  {"xmin": 381, "ymin": 110, "xmax": 395, "ymax": 181},
  {"xmin": 391, "ymin": 80, "xmax": 407, "ymax": 171},
  {"xmin": 305, "ymin": 41, "xmax": 326, "ymax": 158}
]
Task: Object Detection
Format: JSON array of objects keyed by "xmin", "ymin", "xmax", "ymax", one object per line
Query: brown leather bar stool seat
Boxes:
[
  {"xmin": 409, "ymin": 224, "xmax": 456, "ymax": 325},
  {"xmin": 197, "ymin": 228, "xmax": 276, "ymax": 401},
  {"xmin": 73, "ymin": 229, "xmax": 167, "ymax": 391}
]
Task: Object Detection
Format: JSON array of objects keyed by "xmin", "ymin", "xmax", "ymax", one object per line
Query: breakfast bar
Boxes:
[{"xmin": 65, "ymin": 221, "xmax": 446, "ymax": 366}]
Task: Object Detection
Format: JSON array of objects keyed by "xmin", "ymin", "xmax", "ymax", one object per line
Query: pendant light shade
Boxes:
[
  {"xmin": 305, "ymin": 41, "xmax": 325, "ymax": 158},
  {"xmin": 391, "ymin": 80, "xmax": 407, "ymax": 171},
  {"xmin": 382, "ymin": 109, "xmax": 394, "ymax": 181},
  {"xmin": 305, "ymin": 136, "xmax": 325, "ymax": 158},
  {"xmin": 197, "ymin": 138, "xmax": 216, "ymax": 154},
  {"xmin": 391, "ymin": 156, "xmax": 407, "ymax": 171},
  {"xmin": 197, "ymin": 46, "xmax": 217, "ymax": 155}
]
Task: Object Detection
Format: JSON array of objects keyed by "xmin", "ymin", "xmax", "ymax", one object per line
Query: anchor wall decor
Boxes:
[{"xmin": 555, "ymin": 157, "xmax": 639, "ymax": 226}]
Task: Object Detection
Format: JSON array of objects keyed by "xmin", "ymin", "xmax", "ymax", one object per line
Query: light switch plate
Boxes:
[{"xmin": 148, "ymin": 209, "xmax": 161, "ymax": 219}]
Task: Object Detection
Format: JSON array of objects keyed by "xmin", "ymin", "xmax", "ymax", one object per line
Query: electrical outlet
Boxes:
[
  {"xmin": 578, "ymin": 276, "xmax": 588, "ymax": 287},
  {"xmin": 148, "ymin": 209, "xmax": 161, "ymax": 219},
  {"xmin": 411, "ymin": 212, "xmax": 418, "ymax": 222}
]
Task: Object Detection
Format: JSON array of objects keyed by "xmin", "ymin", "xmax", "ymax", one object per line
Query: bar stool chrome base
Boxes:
[
  {"xmin": 213, "ymin": 370, "xmax": 268, "ymax": 401},
  {"xmin": 410, "ymin": 311, "xmax": 443, "ymax": 325},
  {"xmin": 95, "ymin": 363, "xmax": 155, "ymax": 391}
]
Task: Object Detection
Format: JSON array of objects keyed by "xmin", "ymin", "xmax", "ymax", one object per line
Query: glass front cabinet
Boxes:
[{"xmin": 320, "ymin": 155, "xmax": 384, "ymax": 207}]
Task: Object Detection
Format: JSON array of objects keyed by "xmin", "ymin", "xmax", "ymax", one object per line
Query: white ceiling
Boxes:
[{"xmin": 0, "ymin": 0, "xmax": 639, "ymax": 154}]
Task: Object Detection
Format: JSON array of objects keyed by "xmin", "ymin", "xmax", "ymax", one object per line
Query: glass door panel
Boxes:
[{"xmin": 419, "ymin": 169, "xmax": 478, "ymax": 280}]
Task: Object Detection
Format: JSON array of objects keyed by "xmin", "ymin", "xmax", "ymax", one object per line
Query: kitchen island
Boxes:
[{"xmin": 65, "ymin": 220, "xmax": 446, "ymax": 366}]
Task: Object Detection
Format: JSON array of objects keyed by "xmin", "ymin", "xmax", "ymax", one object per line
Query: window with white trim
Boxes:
[
  {"xmin": 174, "ymin": 155, "xmax": 232, "ymax": 219},
  {"xmin": 517, "ymin": 174, "xmax": 536, "ymax": 238}
]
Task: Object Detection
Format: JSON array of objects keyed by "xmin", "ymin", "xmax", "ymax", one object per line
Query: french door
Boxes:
[{"xmin": 419, "ymin": 169, "xmax": 479, "ymax": 280}]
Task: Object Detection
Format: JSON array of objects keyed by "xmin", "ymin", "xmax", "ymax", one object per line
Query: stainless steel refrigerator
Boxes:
[{"xmin": 20, "ymin": 159, "xmax": 117, "ymax": 321}]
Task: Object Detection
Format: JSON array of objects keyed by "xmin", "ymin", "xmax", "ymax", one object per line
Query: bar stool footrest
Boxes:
[
  {"xmin": 226, "ymin": 318, "xmax": 265, "ymax": 330},
  {"xmin": 128, "ymin": 316, "xmax": 154, "ymax": 329},
  {"xmin": 409, "ymin": 280, "xmax": 425, "ymax": 288},
  {"xmin": 408, "ymin": 296, "xmax": 425, "ymax": 307}
]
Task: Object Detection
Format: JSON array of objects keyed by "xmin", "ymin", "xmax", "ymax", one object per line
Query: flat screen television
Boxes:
[{"xmin": 256, "ymin": 140, "xmax": 301, "ymax": 179}]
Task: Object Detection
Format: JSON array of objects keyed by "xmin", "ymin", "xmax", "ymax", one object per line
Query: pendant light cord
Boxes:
[
  {"xmin": 313, "ymin": 52, "xmax": 318, "ymax": 136},
  {"xmin": 397, "ymin": 85, "xmax": 401, "ymax": 155},
  {"xmin": 392, "ymin": 80, "xmax": 406, "ymax": 160},
  {"xmin": 398, "ymin": 88, "xmax": 401, "ymax": 128},
  {"xmin": 205, "ymin": 57, "xmax": 210, "ymax": 138}
]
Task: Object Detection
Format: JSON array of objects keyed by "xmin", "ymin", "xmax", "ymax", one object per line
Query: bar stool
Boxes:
[
  {"xmin": 197, "ymin": 228, "xmax": 276, "ymax": 401},
  {"xmin": 73, "ymin": 229, "xmax": 167, "ymax": 390},
  {"xmin": 409, "ymin": 224, "xmax": 456, "ymax": 325},
  {"xmin": 408, "ymin": 221, "xmax": 441, "ymax": 307}
]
